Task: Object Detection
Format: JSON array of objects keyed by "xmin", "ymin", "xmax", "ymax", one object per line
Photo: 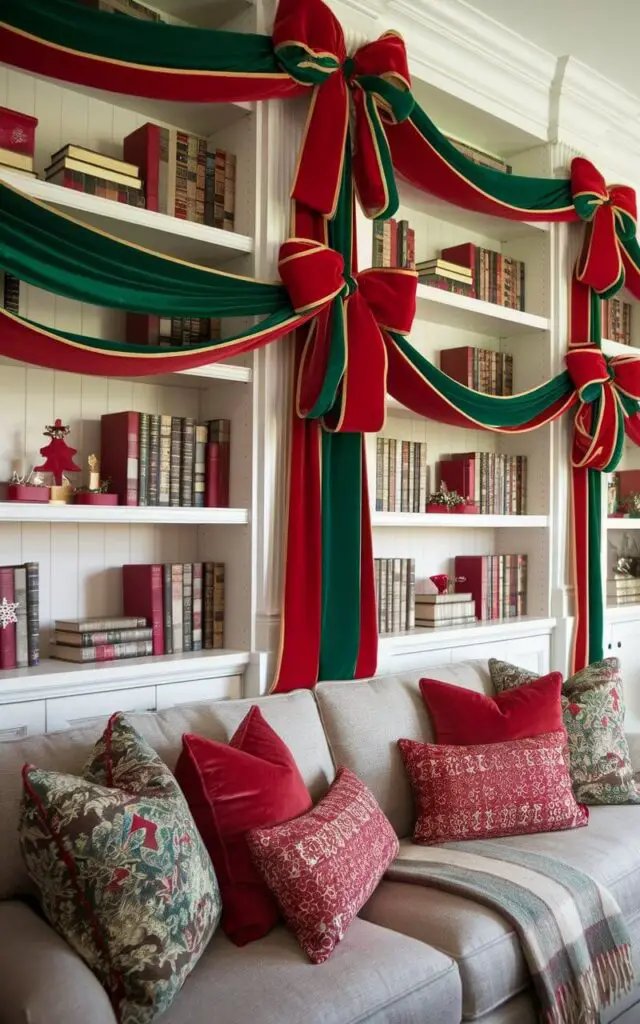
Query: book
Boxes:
[
  {"xmin": 171, "ymin": 563, "xmax": 184, "ymax": 653},
  {"xmin": 0, "ymin": 566, "xmax": 16, "ymax": 669},
  {"xmin": 206, "ymin": 419, "xmax": 231, "ymax": 507},
  {"xmin": 138, "ymin": 412, "xmax": 150, "ymax": 506},
  {"xmin": 183, "ymin": 563, "xmax": 193, "ymax": 652},
  {"xmin": 123, "ymin": 123, "xmax": 161, "ymax": 212},
  {"xmin": 45, "ymin": 156, "xmax": 142, "ymax": 190},
  {"xmin": 192, "ymin": 562, "xmax": 203, "ymax": 651},
  {"xmin": 0, "ymin": 106, "xmax": 38, "ymax": 157},
  {"xmin": 223, "ymin": 152, "xmax": 236, "ymax": 232},
  {"xmin": 148, "ymin": 414, "xmax": 160, "ymax": 506},
  {"xmin": 374, "ymin": 557, "xmax": 415, "ymax": 633},
  {"xmin": 122, "ymin": 564, "xmax": 164, "ymax": 656},
  {"xmin": 0, "ymin": 147, "xmax": 34, "ymax": 172},
  {"xmin": 158, "ymin": 127, "xmax": 178, "ymax": 217},
  {"xmin": 214, "ymin": 149, "xmax": 225, "ymax": 228},
  {"xmin": 415, "ymin": 592, "xmax": 474, "ymax": 604},
  {"xmin": 415, "ymin": 616, "xmax": 477, "ymax": 627},
  {"xmin": 55, "ymin": 616, "xmax": 147, "ymax": 633},
  {"xmin": 420, "ymin": 268, "xmax": 475, "ymax": 284},
  {"xmin": 45, "ymin": 168, "xmax": 144, "ymax": 206},
  {"xmin": 454, "ymin": 554, "xmax": 527, "ymax": 621},
  {"xmin": 180, "ymin": 418, "xmax": 196, "ymax": 507},
  {"xmin": 213, "ymin": 562, "xmax": 225, "ymax": 649},
  {"xmin": 170, "ymin": 416, "xmax": 182, "ymax": 507},
  {"xmin": 25, "ymin": 561, "xmax": 39, "ymax": 666},
  {"xmin": 163, "ymin": 563, "xmax": 173, "ymax": 655},
  {"xmin": 375, "ymin": 437, "xmax": 427, "ymax": 512},
  {"xmin": 50, "ymin": 144, "xmax": 139, "ymax": 178},
  {"xmin": 204, "ymin": 561, "xmax": 215, "ymax": 649},
  {"xmin": 158, "ymin": 415, "xmax": 171, "ymax": 506},
  {"xmin": 55, "ymin": 627, "xmax": 153, "ymax": 647},
  {"xmin": 414, "ymin": 600, "xmax": 475, "ymax": 620},
  {"xmin": 2, "ymin": 272, "xmax": 20, "ymax": 315},
  {"xmin": 415, "ymin": 258, "xmax": 472, "ymax": 275},
  {"xmin": 101, "ymin": 411, "xmax": 139, "ymax": 506},
  {"xmin": 51, "ymin": 640, "xmax": 153, "ymax": 663},
  {"xmin": 193, "ymin": 424, "xmax": 208, "ymax": 506},
  {"xmin": 12, "ymin": 566, "xmax": 28, "ymax": 669},
  {"xmin": 446, "ymin": 134, "xmax": 512, "ymax": 174}
]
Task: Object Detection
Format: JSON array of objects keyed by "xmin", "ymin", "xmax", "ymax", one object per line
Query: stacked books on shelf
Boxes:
[
  {"xmin": 602, "ymin": 297, "xmax": 632, "ymax": 345},
  {"xmin": 446, "ymin": 134, "xmax": 512, "ymax": 174},
  {"xmin": 375, "ymin": 438, "xmax": 428, "ymax": 512},
  {"xmin": 441, "ymin": 242, "xmax": 525, "ymax": 311},
  {"xmin": 51, "ymin": 617, "xmax": 153, "ymax": 663},
  {"xmin": 100, "ymin": 412, "xmax": 230, "ymax": 508},
  {"xmin": 1, "ymin": 272, "xmax": 19, "ymax": 315},
  {"xmin": 374, "ymin": 558, "xmax": 415, "ymax": 634},
  {"xmin": 0, "ymin": 105, "xmax": 38, "ymax": 179},
  {"xmin": 440, "ymin": 345, "xmax": 513, "ymax": 396},
  {"xmin": 414, "ymin": 591, "xmax": 476, "ymax": 629},
  {"xmin": 454, "ymin": 554, "xmax": 527, "ymax": 621},
  {"xmin": 0, "ymin": 562, "xmax": 39, "ymax": 670},
  {"xmin": 78, "ymin": 0, "xmax": 165, "ymax": 19},
  {"xmin": 607, "ymin": 577, "xmax": 640, "ymax": 607},
  {"xmin": 45, "ymin": 144, "xmax": 145, "ymax": 207},
  {"xmin": 439, "ymin": 452, "xmax": 527, "ymax": 514},
  {"xmin": 415, "ymin": 257, "xmax": 474, "ymax": 296},
  {"xmin": 123, "ymin": 562, "xmax": 225, "ymax": 654},
  {"xmin": 372, "ymin": 218, "xmax": 415, "ymax": 269},
  {"xmin": 124, "ymin": 123, "xmax": 236, "ymax": 229},
  {"xmin": 126, "ymin": 313, "xmax": 222, "ymax": 348}
]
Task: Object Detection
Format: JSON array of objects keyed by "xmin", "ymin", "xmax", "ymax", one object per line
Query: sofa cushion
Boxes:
[
  {"xmin": 315, "ymin": 663, "xmax": 491, "ymax": 837},
  {"xmin": 160, "ymin": 918, "xmax": 462, "ymax": 1024},
  {"xmin": 361, "ymin": 805, "xmax": 640, "ymax": 1020},
  {"xmin": 0, "ymin": 689, "xmax": 334, "ymax": 900}
]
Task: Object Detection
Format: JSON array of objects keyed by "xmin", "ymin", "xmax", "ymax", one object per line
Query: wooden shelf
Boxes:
[
  {"xmin": 415, "ymin": 283, "xmax": 549, "ymax": 336},
  {"xmin": 0, "ymin": 503, "xmax": 248, "ymax": 525},
  {"xmin": 607, "ymin": 518, "xmax": 640, "ymax": 529},
  {"xmin": 152, "ymin": 0, "xmax": 253, "ymax": 28},
  {"xmin": 378, "ymin": 616, "xmax": 556, "ymax": 654},
  {"xmin": 371, "ymin": 512, "xmax": 547, "ymax": 528},
  {"xmin": 0, "ymin": 169, "xmax": 254, "ymax": 263},
  {"xmin": 602, "ymin": 338, "xmax": 639, "ymax": 359}
]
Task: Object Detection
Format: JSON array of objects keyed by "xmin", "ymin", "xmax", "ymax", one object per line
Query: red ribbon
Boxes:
[{"xmin": 571, "ymin": 157, "xmax": 637, "ymax": 296}]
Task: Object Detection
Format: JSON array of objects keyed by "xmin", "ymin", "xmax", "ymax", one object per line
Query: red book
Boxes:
[
  {"xmin": 205, "ymin": 419, "xmax": 230, "ymax": 508},
  {"xmin": 123, "ymin": 122, "xmax": 161, "ymax": 212},
  {"xmin": 454, "ymin": 556, "xmax": 487, "ymax": 622},
  {"xmin": 440, "ymin": 347, "xmax": 474, "ymax": 388},
  {"xmin": 122, "ymin": 563, "xmax": 164, "ymax": 656},
  {"xmin": 617, "ymin": 470, "xmax": 640, "ymax": 507},
  {"xmin": 407, "ymin": 227, "xmax": 415, "ymax": 269},
  {"xmin": 441, "ymin": 242, "xmax": 476, "ymax": 271},
  {"xmin": 0, "ymin": 566, "xmax": 17, "ymax": 670},
  {"xmin": 438, "ymin": 457, "xmax": 475, "ymax": 504},
  {"xmin": 100, "ymin": 411, "xmax": 139, "ymax": 506},
  {"xmin": 389, "ymin": 219, "xmax": 398, "ymax": 268},
  {"xmin": 0, "ymin": 106, "xmax": 38, "ymax": 157},
  {"xmin": 126, "ymin": 313, "xmax": 159, "ymax": 346}
]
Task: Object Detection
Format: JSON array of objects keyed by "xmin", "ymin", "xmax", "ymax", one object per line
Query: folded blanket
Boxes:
[{"xmin": 387, "ymin": 841, "xmax": 634, "ymax": 1024}]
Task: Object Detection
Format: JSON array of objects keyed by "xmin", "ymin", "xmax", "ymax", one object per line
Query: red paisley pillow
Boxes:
[
  {"xmin": 419, "ymin": 672, "xmax": 564, "ymax": 746},
  {"xmin": 247, "ymin": 767, "xmax": 399, "ymax": 964},
  {"xmin": 398, "ymin": 732, "xmax": 588, "ymax": 845}
]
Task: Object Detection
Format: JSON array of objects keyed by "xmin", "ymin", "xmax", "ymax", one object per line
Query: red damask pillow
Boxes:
[
  {"xmin": 398, "ymin": 732, "xmax": 588, "ymax": 845},
  {"xmin": 247, "ymin": 767, "xmax": 399, "ymax": 964},
  {"xmin": 174, "ymin": 706, "xmax": 312, "ymax": 946},
  {"xmin": 419, "ymin": 672, "xmax": 564, "ymax": 745}
]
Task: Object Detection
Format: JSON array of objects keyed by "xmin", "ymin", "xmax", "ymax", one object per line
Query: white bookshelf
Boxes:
[
  {"xmin": 414, "ymin": 282, "xmax": 550, "ymax": 335},
  {"xmin": 0, "ymin": 504, "xmax": 249, "ymax": 525},
  {"xmin": 371, "ymin": 512, "xmax": 548, "ymax": 528}
]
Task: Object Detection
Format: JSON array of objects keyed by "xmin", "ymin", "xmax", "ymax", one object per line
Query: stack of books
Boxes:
[
  {"xmin": 45, "ymin": 144, "xmax": 145, "ymax": 207},
  {"xmin": 78, "ymin": 0, "xmax": 165, "ymax": 19},
  {"xmin": 1, "ymin": 273, "xmax": 19, "ymax": 316},
  {"xmin": 414, "ymin": 591, "xmax": 476, "ymax": 629},
  {"xmin": 602, "ymin": 297, "xmax": 632, "ymax": 346},
  {"xmin": 607, "ymin": 577, "xmax": 640, "ymax": 607},
  {"xmin": 51, "ymin": 617, "xmax": 153, "ymax": 663},
  {"xmin": 439, "ymin": 452, "xmax": 527, "ymax": 514},
  {"xmin": 446, "ymin": 134, "xmax": 512, "ymax": 175},
  {"xmin": 0, "ymin": 562, "xmax": 39, "ymax": 670},
  {"xmin": 374, "ymin": 558, "xmax": 415, "ymax": 634},
  {"xmin": 126, "ymin": 313, "xmax": 222, "ymax": 349},
  {"xmin": 100, "ymin": 412, "xmax": 230, "ymax": 508},
  {"xmin": 0, "ymin": 105, "xmax": 38, "ymax": 179},
  {"xmin": 375, "ymin": 438, "xmax": 428, "ymax": 512},
  {"xmin": 442, "ymin": 242, "xmax": 525, "ymax": 311},
  {"xmin": 416, "ymin": 258, "xmax": 474, "ymax": 296},
  {"xmin": 123, "ymin": 562, "xmax": 225, "ymax": 654},
  {"xmin": 372, "ymin": 218, "xmax": 415, "ymax": 269},
  {"xmin": 454, "ymin": 554, "xmax": 527, "ymax": 621},
  {"xmin": 440, "ymin": 345, "xmax": 513, "ymax": 396},
  {"xmin": 124, "ymin": 123, "xmax": 236, "ymax": 229}
]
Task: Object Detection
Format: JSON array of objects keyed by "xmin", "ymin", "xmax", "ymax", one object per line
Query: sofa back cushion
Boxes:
[
  {"xmin": 0, "ymin": 690, "xmax": 334, "ymax": 901},
  {"xmin": 315, "ymin": 661, "xmax": 492, "ymax": 837}
]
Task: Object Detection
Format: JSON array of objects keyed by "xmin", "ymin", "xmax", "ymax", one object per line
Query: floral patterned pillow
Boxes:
[
  {"xmin": 19, "ymin": 713, "xmax": 221, "ymax": 1024},
  {"xmin": 489, "ymin": 657, "xmax": 640, "ymax": 805}
]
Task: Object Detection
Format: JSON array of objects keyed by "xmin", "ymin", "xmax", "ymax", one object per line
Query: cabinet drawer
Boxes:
[
  {"xmin": 156, "ymin": 675, "xmax": 242, "ymax": 710},
  {"xmin": 46, "ymin": 686, "xmax": 156, "ymax": 733},
  {"xmin": 0, "ymin": 700, "xmax": 46, "ymax": 740}
]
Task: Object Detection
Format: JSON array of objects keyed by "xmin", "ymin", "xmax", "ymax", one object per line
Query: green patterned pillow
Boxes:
[
  {"xmin": 19, "ymin": 713, "xmax": 221, "ymax": 1024},
  {"xmin": 489, "ymin": 657, "xmax": 640, "ymax": 805}
]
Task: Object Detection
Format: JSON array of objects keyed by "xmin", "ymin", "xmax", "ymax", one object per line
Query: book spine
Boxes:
[
  {"xmin": 400, "ymin": 557, "xmax": 408, "ymax": 631},
  {"xmin": 192, "ymin": 562, "xmax": 203, "ymax": 651},
  {"xmin": 163, "ymin": 563, "xmax": 173, "ymax": 654},
  {"xmin": 3, "ymin": 273, "xmax": 20, "ymax": 314},
  {"xmin": 214, "ymin": 149, "xmax": 225, "ymax": 229},
  {"xmin": 0, "ymin": 566, "xmax": 16, "ymax": 669},
  {"xmin": 62, "ymin": 628, "xmax": 154, "ymax": 645},
  {"xmin": 223, "ymin": 152, "xmax": 236, "ymax": 232},
  {"xmin": 148, "ymin": 414, "xmax": 160, "ymax": 506},
  {"xmin": 375, "ymin": 437, "xmax": 383, "ymax": 511},
  {"xmin": 12, "ymin": 566, "xmax": 28, "ymax": 668},
  {"xmin": 158, "ymin": 415, "xmax": 172, "ymax": 506},
  {"xmin": 213, "ymin": 563, "xmax": 225, "ymax": 649},
  {"xmin": 24, "ymin": 561, "xmax": 39, "ymax": 666},
  {"xmin": 171, "ymin": 563, "xmax": 184, "ymax": 652},
  {"xmin": 122, "ymin": 564, "xmax": 164, "ymax": 657},
  {"xmin": 56, "ymin": 616, "xmax": 147, "ymax": 632},
  {"xmin": 169, "ymin": 416, "xmax": 182, "ymax": 507},
  {"xmin": 100, "ymin": 411, "xmax": 139, "ymax": 506},
  {"xmin": 182, "ymin": 563, "xmax": 193, "ymax": 652},
  {"xmin": 204, "ymin": 150, "xmax": 215, "ymax": 226},
  {"xmin": 138, "ymin": 412, "xmax": 150, "ymax": 506},
  {"xmin": 203, "ymin": 561, "xmax": 215, "ymax": 649},
  {"xmin": 180, "ymin": 418, "xmax": 195, "ymax": 506},
  {"xmin": 406, "ymin": 558, "xmax": 415, "ymax": 630},
  {"xmin": 193, "ymin": 424, "xmax": 208, "ymax": 507}
]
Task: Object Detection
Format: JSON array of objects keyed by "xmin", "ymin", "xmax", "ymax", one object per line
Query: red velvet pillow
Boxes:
[
  {"xmin": 398, "ymin": 732, "xmax": 588, "ymax": 844},
  {"xmin": 419, "ymin": 672, "xmax": 564, "ymax": 745},
  {"xmin": 247, "ymin": 767, "xmax": 399, "ymax": 963},
  {"xmin": 174, "ymin": 706, "xmax": 312, "ymax": 946}
]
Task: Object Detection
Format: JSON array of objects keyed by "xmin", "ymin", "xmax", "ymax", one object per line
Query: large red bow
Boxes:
[
  {"xmin": 571, "ymin": 157, "xmax": 637, "ymax": 297},
  {"xmin": 566, "ymin": 347, "xmax": 640, "ymax": 470},
  {"xmin": 279, "ymin": 239, "xmax": 417, "ymax": 431},
  {"xmin": 273, "ymin": 0, "xmax": 413, "ymax": 219}
]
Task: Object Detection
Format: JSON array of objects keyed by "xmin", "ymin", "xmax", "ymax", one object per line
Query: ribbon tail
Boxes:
[
  {"xmin": 355, "ymin": 440, "xmax": 378, "ymax": 677},
  {"xmin": 296, "ymin": 299, "xmax": 346, "ymax": 418},
  {"xmin": 291, "ymin": 73, "xmax": 349, "ymax": 219},
  {"xmin": 576, "ymin": 205, "xmax": 624, "ymax": 297},
  {"xmin": 323, "ymin": 291, "xmax": 387, "ymax": 432},
  {"xmin": 351, "ymin": 85, "xmax": 398, "ymax": 220},
  {"xmin": 621, "ymin": 239, "xmax": 640, "ymax": 301}
]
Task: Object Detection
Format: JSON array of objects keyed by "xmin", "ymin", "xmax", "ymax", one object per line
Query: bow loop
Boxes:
[
  {"xmin": 571, "ymin": 157, "xmax": 637, "ymax": 297},
  {"xmin": 357, "ymin": 267, "xmax": 418, "ymax": 335},
  {"xmin": 278, "ymin": 239, "xmax": 345, "ymax": 314},
  {"xmin": 564, "ymin": 347, "xmax": 640, "ymax": 472}
]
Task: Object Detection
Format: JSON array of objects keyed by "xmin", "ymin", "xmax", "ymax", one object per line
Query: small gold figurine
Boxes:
[{"xmin": 88, "ymin": 454, "xmax": 100, "ymax": 492}]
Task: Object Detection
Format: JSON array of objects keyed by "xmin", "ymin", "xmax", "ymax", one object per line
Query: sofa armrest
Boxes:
[
  {"xmin": 626, "ymin": 733, "xmax": 640, "ymax": 773},
  {"xmin": 0, "ymin": 899, "xmax": 116, "ymax": 1024}
]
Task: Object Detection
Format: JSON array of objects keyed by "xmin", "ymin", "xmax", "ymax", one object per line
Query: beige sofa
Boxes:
[{"xmin": 0, "ymin": 660, "xmax": 639, "ymax": 1023}]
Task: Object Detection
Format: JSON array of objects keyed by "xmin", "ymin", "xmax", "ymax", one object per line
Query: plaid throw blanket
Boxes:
[{"xmin": 387, "ymin": 841, "xmax": 634, "ymax": 1024}]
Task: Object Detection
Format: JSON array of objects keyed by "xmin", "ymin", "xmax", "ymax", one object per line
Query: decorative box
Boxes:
[
  {"xmin": 453, "ymin": 503, "xmax": 479, "ymax": 514},
  {"xmin": 6, "ymin": 484, "xmax": 49, "ymax": 503},
  {"xmin": 74, "ymin": 493, "xmax": 119, "ymax": 506},
  {"xmin": 426, "ymin": 504, "xmax": 449, "ymax": 514},
  {"xmin": 0, "ymin": 106, "xmax": 38, "ymax": 157}
]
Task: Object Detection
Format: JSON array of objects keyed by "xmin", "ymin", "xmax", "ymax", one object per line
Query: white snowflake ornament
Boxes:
[{"xmin": 0, "ymin": 596, "xmax": 19, "ymax": 630}]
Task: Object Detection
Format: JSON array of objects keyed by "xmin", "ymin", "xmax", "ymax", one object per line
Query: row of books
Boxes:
[
  {"xmin": 78, "ymin": 0, "xmax": 164, "ymax": 20},
  {"xmin": 126, "ymin": 313, "xmax": 222, "ymax": 349},
  {"xmin": 375, "ymin": 438, "xmax": 428, "ymax": 513},
  {"xmin": 100, "ymin": 412, "xmax": 230, "ymax": 508},
  {"xmin": 1, "ymin": 271, "xmax": 19, "ymax": 316},
  {"xmin": 0, "ymin": 562, "xmax": 39, "ymax": 670},
  {"xmin": 602, "ymin": 297, "xmax": 632, "ymax": 346},
  {"xmin": 454, "ymin": 554, "xmax": 528, "ymax": 621},
  {"xmin": 439, "ymin": 453, "xmax": 527, "ymax": 515},
  {"xmin": 446, "ymin": 135, "xmax": 512, "ymax": 175},
  {"xmin": 372, "ymin": 218, "xmax": 416, "ymax": 269},
  {"xmin": 415, "ymin": 256, "xmax": 473, "ymax": 293},
  {"xmin": 440, "ymin": 242, "xmax": 526, "ymax": 311},
  {"xmin": 607, "ymin": 577, "xmax": 640, "ymax": 607},
  {"xmin": 415, "ymin": 591, "xmax": 476, "ymax": 628},
  {"xmin": 51, "ymin": 617, "xmax": 154, "ymax": 663},
  {"xmin": 440, "ymin": 345, "xmax": 514, "ymax": 397},
  {"xmin": 123, "ymin": 562, "xmax": 225, "ymax": 656},
  {"xmin": 374, "ymin": 558, "xmax": 415, "ymax": 635}
]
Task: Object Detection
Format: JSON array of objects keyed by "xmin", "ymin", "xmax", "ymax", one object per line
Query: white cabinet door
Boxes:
[
  {"xmin": 156, "ymin": 675, "xmax": 242, "ymax": 710},
  {"xmin": 608, "ymin": 621, "xmax": 640, "ymax": 729},
  {"xmin": 0, "ymin": 701, "xmax": 46, "ymax": 740},
  {"xmin": 46, "ymin": 686, "xmax": 156, "ymax": 733},
  {"xmin": 453, "ymin": 634, "xmax": 551, "ymax": 675}
]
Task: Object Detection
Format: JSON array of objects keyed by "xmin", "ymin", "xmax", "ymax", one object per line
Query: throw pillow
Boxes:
[
  {"xmin": 398, "ymin": 732, "xmax": 589, "ymax": 844},
  {"xmin": 247, "ymin": 766, "xmax": 399, "ymax": 964},
  {"xmin": 419, "ymin": 672, "xmax": 563, "ymax": 745},
  {"xmin": 489, "ymin": 657, "xmax": 640, "ymax": 805},
  {"xmin": 19, "ymin": 712, "xmax": 221, "ymax": 1024},
  {"xmin": 174, "ymin": 705, "xmax": 312, "ymax": 946}
]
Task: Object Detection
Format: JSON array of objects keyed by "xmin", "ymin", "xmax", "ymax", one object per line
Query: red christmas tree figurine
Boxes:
[{"xmin": 34, "ymin": 419, "xmax": 81, "ymax": 486}]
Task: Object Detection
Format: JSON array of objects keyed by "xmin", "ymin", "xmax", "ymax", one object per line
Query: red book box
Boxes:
[{"xmin": 0, "ymin": 107, "xmax": 38, "ymax": 157}]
